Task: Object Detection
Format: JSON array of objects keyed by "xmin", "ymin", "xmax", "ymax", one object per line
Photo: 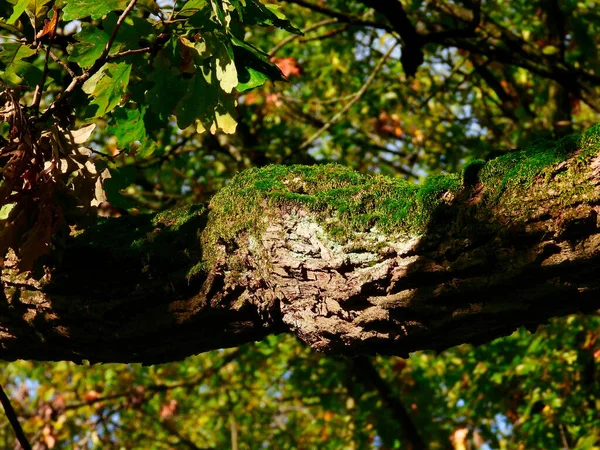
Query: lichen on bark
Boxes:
[{"xmin": 201, "ymin": 164, "xmax": 462, "ymax": 265}]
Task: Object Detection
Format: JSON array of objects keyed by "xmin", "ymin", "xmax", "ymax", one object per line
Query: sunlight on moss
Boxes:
[
  {"xmin": 202, "ymin": 125, "xmax": 600, "ymax": 265},
  {"xmin": 202, "ymin": 164, "xmax": 461, "ymax": 263}
]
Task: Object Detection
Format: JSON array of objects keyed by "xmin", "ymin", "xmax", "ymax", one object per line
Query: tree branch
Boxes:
[
  {"xmin": 357, "ymin": 0, "xmax": 424, "ymax": 76},
  {"xmin": 298, "ymin": 40, "xmax": 398, "ymax": 150},
  {"xmin": 0, "ymin": 384, "xmax": 31, "ymax": 450},
  {"xmin": 283, "ymin": 0, "xmax": 388, "ymax": 31},
  {"xmin": 2, "ymin": 128, "xmax": 600, "ymax": 363},
  {"xmin": 270, "ymin": 19, "xmax": 339, "ymax": 55},
  {"xmin": 351, "ymin": 356, "xmax": 425, "ymax": 450}
]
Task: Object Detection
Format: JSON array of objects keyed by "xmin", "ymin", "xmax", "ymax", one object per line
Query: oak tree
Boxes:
[{"xmin": 1, "ymin": 0, "xmax": 599, "ymax": 448}]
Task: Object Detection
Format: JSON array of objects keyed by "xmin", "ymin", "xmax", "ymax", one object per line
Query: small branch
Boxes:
[
  {"xmin": 284, "ymin": 0, "xmax": 360, "ymax": 22},
  {"xmin": 298, "ymin": 40, "xmax": 398, "ymax": 150},
  {"xmin": 107, "ymin": 46, "xmax": 153, "ymax": 61},
  {"xmin": 559, "ymin": 423, "xmax": 570, "ymax": 450},
  {"xmin": 351, "ymin": 357, "xmax": 426, "ymax": 450},
  {"xmin": 49, "ymin": 51, "xmax": 75, "ymax": 77},
  {"xmin": 32, "ymin": 44, "xmax": 52, "ymax": 114},
  {"xmin": 145, "ymin": 409, "xmax": 211, "ymax": 450},
  {"xmin": 0, "ymin": 384, "xmax": 32, "ymax": 450},
  {"xmin": 62, "ymin": 349, "xmax": 241, "ymax": 412},
  {"xmin": 230, "ymin": 414, "xmax": 238, "ymax": 450},
  {"xmin": 427, "ymin": 0, "xmax": 481, "ymax": 41},
  {"xmin": 283, "ymin": 0, "xmax": 391, "ymax": 32},
  {"xmin": 301, "ymin": 24, "xmax": 351, "ymax": 43},
  {"xmin": 358, "ymin": 0, "xmax": 423, "ymax": 76},
  {"xmin": 41, "ymin": 0, "xmax": 139, "ymax": 119},
  {"xmin": 270, "ymin": 19, "xmax": 338, "ymax": 55}
]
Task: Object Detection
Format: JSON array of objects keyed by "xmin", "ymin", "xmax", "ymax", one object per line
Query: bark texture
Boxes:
[{"xmin": 2, "ymin": 127, "xmax": 600, "ymax": 364}]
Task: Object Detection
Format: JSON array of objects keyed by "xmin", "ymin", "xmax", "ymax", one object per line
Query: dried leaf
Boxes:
[
  {"xmin": 36, "ymin": 6, "xmax": 60, "ymax": 40},
  {"xmin": 67, "ymin": 123, "xmax": 96, "ymax": 145}
]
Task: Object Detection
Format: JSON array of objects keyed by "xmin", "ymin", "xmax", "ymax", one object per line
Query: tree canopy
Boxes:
[{"xmin": 1, "ymin": 0, "xmax": 600, "ymax": 449}]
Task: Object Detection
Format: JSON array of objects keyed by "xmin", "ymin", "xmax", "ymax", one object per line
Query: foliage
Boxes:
[
  {"xmin": 0, "ymin": 316, "xmax": 599, "ymax": 449},
  {"xmin": 0, "ymin": 0, "xmax": 298, "ymax": 267},
  {"xmin": 1, "ymin": 0, "xmax": 600, "ymax": 448}
]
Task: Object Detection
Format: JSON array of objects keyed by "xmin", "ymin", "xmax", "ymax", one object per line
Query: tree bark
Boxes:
[{"xmin": 2, "ymin": 127, "xmax": 600, "ymax": 364}]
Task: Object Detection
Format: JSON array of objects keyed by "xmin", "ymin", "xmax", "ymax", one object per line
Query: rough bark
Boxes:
[{"xmin": 2, "ymin": 127, "xmax": 600, "ymax": 364}]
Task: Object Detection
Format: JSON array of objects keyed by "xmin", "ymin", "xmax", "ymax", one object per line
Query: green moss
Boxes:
[
  {"xmin": 478, "ymin": 125, "xmax": 600, "ymax": 198},
  {"xmin": 201, "ymin": 125, "xmax": 600, "ymax": 266},
  {"xmin": 67, "ymin": 126, "xmax": 600, "ymax": 278},
  {"xmin": 202, "ymin": 164, "xmax": 462, "ymax": 263}
]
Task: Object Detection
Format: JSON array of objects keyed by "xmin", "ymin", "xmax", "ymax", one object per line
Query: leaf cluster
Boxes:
[{"xmin": 0, "ymin": 0, "xmax": 299, "ymax": 267}]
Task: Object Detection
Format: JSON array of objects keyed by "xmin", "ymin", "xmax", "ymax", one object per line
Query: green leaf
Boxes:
[
  {"xmin": 25, "ymin": 0, "xmax": 52, "ymax": 20},
  {"xmin": 241, "ymin": 0, "xmax": 302, "ymax": 34},
  {"xmin": 178, "ymin": 0, "xmax": 207, "ymax": 16},
  {"xmin": 542, "ymin": 45, "xmax": 559, "ymax": 55},
  {"xmin": 213, "ymin": 98, "xmax": 238, "ymax": 134},
  {"xmin": 230, "ymin": 36, "xmax": 284, "ymax": 91},
  {"xmin": 7, "ymin": 0, "xmax": 30, "ymax": 24},
  {"xmin": 236, "ymin": 67, "xmax": 269, "ymax": 92},
  {"xmin": 0, "ymin": 42, "xmax": 37, "ymax": 86},
  {"xmin": 102, "ymin": 167, "xmax": 138, "ymax": 208},
  {"xmin": 108, "ymin": 106, "xmax": 156, "ymax": 157},
  {"xmin": 0, "ymin": 204, "xmax": 15, "ymax": 220},
  {"xmin": 83, "ymin": 62, "xmax": 132, "ymax": 118},
  {"xmin": 214, "ymin": 37, "xmax": 238, "ymax": 93},
  {"xmin": 146, "ymin": 42, "xmax": 188, "ymax": 121},
  {"xmin": 68, "ymin": 25, "xmax": 110, "ymax": 68},
  {"xmin": 67, "ymin": 15, "xmax": 152, "ymax": 69},
  {"xmin": 137, "ymin": 0, "xmax": 160, "ymax": 14},
  {"xmin": 62, "ymin": 0, "xmax": 128, "ymax": 20},
  {"xmin": 175, "ymin": 69, "xmax": 212, "ymax": 129},
  {"xmin": 0, "ymin": 20, "xmax": 24, "ymax": 36}
]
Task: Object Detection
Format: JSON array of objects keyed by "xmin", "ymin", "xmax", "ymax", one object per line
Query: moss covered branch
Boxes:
[{"xmin": 2, "ymin": 126, "xmax": 600, "ymax": 363}]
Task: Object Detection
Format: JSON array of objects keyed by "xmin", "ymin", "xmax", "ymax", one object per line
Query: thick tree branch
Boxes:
[
  {"xmin": 2, "ymin": 127, "xmax": 600, "ymax": 364},
  {"xmin": 357, "ymin": 0, "xmax": 423, "ymax": 76},
  {"xmin": 282, "ymin": 0, "xmax": 387, "ymax": 31}
]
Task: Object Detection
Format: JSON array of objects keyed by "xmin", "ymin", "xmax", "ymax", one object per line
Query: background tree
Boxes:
[{"xmin": 0, "ymin": 0, "xmax": 599, "ymax": 449}]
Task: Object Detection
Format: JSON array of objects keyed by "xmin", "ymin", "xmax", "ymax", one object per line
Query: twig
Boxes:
[
  {"xmin": 559, "ymin": 424, "xmax": 570, "ymax": 450},
  {"xmin": 32, "ymin": 44, "xmax": 52, "ymax": 113},
  {"xmin": 62, "ymin": 349, "xmax": 241, "ymax": 412},
  {"xmin": 351, "ymin": 356, "xmax": 426, "ymax": 450},
  {"xmin": 41, "ymin": 0, "xmax": 139, "ymax": 119},
  {"xmin": 0, "ymin": 384, "xmax": 32, "ymax": 450},
  {"xmin": 418, "ymin": 55, "xmax": 469, "ymax": 109},
  {"xmin": 301, "ymin": 24, "xmax": 351, "ymax": 44},
  {"xmin": 284, "ymin": 0, "xmax": 390, "ymax": 32},
  {"xmin": 230, "ymin": 414, "xmax": 238, "ymax": 450},
  {"xmin": 49, "ymin": 51, "xmax": 75, "ymax": 77},
  {"xmin": 107, "ymin": 46, "xmax": 152, "ymax": 61},
  {"xmin": 298, "ymin": 40, "xmax": 398, "ymax": 150},
  {"xmin": 270, "ymin": 19, "xmax": 338, "ymax": 55}
]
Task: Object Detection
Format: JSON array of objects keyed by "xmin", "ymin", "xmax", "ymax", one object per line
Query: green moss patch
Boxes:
[
  {"xmin": 480, "ymin": 124, "xmax": 600, "ymax": 198},
  {"xmin": 203, "ymin": 125, "xmax": 600, "ymax": 264},
  {"xmin": 203, "ymin": 164, "xmax": 462, "ymax": 262}
]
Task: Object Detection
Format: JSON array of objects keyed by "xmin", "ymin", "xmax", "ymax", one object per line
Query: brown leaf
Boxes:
[{"xmin": 36, "ymin": 6, "xmax": 59, "ymax": 40}]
